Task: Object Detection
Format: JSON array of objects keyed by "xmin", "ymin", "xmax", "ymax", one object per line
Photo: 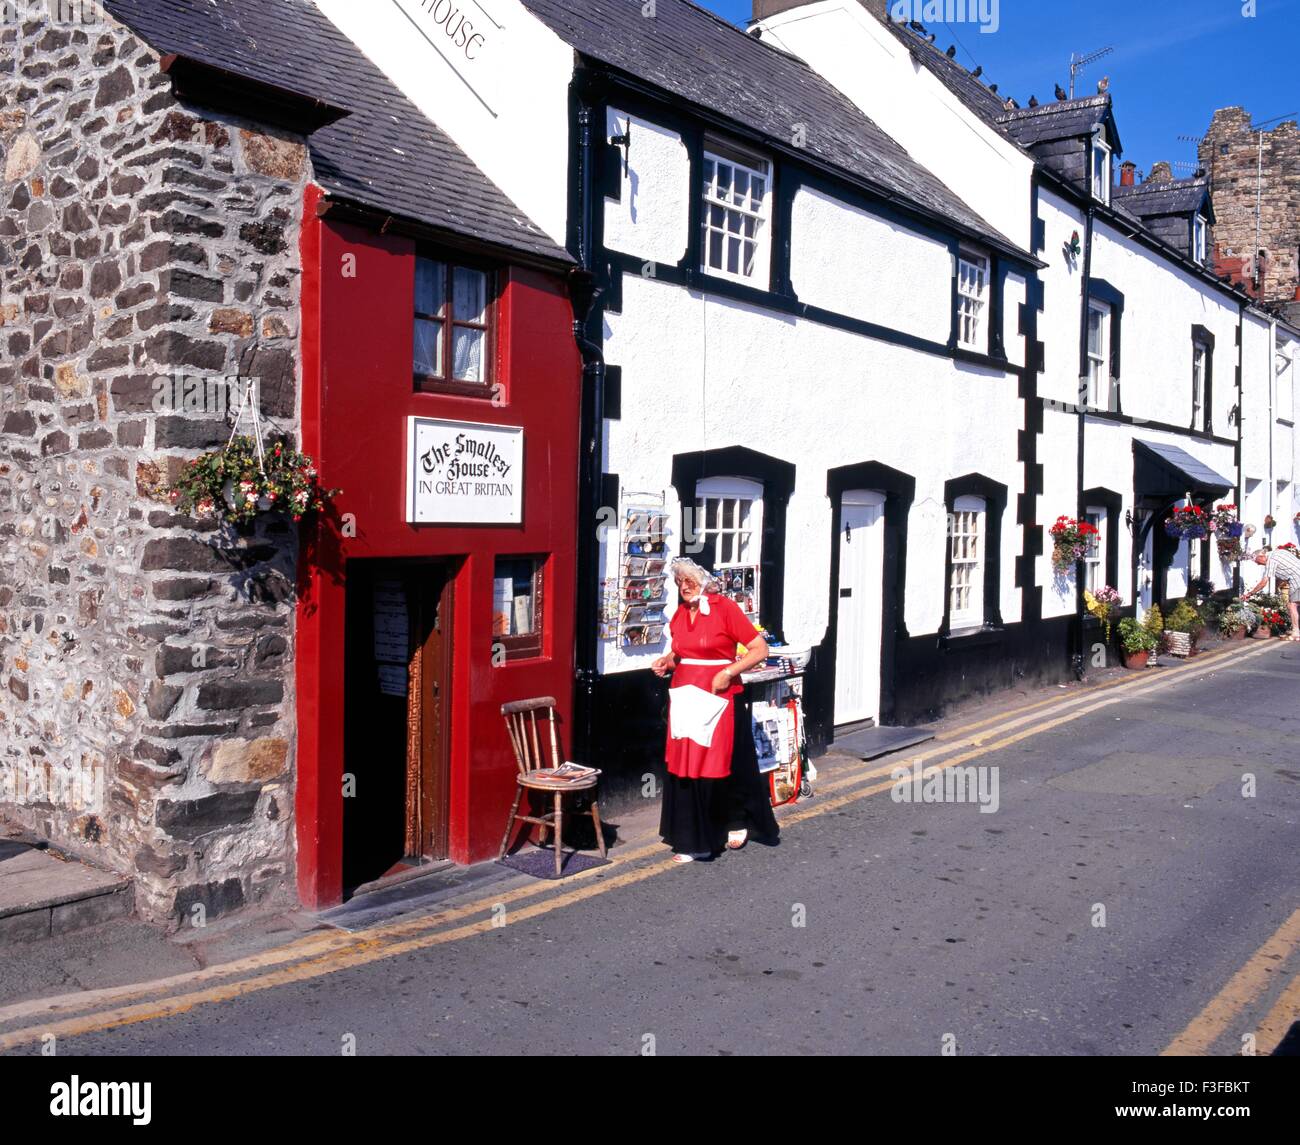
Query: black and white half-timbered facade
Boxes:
[{"xmin": 316, "ymin": 0, "xmax": 1300, "ymax": 808}]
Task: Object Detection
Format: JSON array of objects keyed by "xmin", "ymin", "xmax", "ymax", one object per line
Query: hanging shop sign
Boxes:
[{"xmin": 406, "ymin": 416, "xmax": 523, "ymax": 524}]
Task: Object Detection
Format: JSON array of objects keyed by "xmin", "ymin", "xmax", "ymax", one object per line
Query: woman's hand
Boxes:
[
  {"xmin": 710, "ymin": 668, "xmax": 735, "ymax": 694},
  {"xmin": 650, "ymin": 654, "xmax": 676, "ymax": 678}
]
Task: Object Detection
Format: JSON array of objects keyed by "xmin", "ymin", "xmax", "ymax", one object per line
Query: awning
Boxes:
[{"xmin": 1133, "ymin": 439, "xmax": 1233, "ymax": 500}]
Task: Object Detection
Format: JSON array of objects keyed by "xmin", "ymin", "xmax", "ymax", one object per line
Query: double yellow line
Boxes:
[{"xmin": 0, "ymin": 639, "xmax": 1286, "ymax": 1052}]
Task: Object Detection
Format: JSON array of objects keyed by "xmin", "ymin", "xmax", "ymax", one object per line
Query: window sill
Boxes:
[
  {"xmin": 415, "ymin": 377, "xmax": 496, "ymax": 399},
  {"xmin": 952, "ymin": 344, "xmax": 1009, "ymax": 371},
  {"xmin": 941, "ymin": 624, "xmax": 1005, "ymax": 650}
]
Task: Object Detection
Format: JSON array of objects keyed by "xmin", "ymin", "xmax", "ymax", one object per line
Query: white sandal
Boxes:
[{"xmin": 727, "ymin": 830, "xmax": 748, "ymax": 850}]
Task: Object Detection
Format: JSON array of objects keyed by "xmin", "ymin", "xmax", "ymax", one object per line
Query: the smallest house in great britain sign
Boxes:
[{"xmin": 406, "ymin": 416, "xmax": 524, "ymax": 524}]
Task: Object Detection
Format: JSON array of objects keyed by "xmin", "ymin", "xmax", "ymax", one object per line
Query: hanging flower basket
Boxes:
[
  {"xmin": 170, "ymin": 436, "xmax": 338, "ymax": 525},
  {"xmin": 1049, "ymin": 515, "xmax": 1098, "ymax": 574},
  {"xmin": 1164, "ymin": 504, "xmax": 1208, "ymax": 539}
]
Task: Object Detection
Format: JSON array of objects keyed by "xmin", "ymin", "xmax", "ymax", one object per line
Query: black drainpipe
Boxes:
[
  {"xmin": 569, "ymin": 87, "xmax": 605, "ymax": 767},
  {"xmin": 1074, "ymin": 202, "xmax": 1096, "ymax": 678},
  {"xmin": 1234, "ymin": 300, "xmax": 1246, "ymax": 594}
]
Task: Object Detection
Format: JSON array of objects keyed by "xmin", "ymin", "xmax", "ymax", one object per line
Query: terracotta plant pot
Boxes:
[
  {"xmin": 1253, "ymin": 627, "xmax": 1272, "ymax": 640},
  {"xmin": 1228, "ymin": 627, "xmax": 1247, "ymax": 641},
  {"xmin": 1122, "ymin": 649, "xmax": 1150, "ymax": 670}
]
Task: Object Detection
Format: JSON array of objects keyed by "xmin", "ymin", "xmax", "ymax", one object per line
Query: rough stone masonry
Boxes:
[{"xmin": 1, "ymin": 2, "xmax": 311, "ymax": 924}]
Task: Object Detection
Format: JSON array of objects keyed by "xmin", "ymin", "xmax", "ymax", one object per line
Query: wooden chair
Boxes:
[{"xmin": 499, "ymin": 697, "xmax": 606, "ymax": 877}]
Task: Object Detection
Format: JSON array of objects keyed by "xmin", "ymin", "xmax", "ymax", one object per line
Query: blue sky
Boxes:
[{"xmin": 699, "ymin": 0, "xmax": 1300, "ymax": 177}]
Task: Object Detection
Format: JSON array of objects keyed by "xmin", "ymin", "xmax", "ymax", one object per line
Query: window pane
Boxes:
[
  {"xmin": 416, "ymin": 258, "xmax": 445, "ymax": 317},
  {"xmin": 414, "ymin": 318, "xmax": 442, "ymax": 376},
  {"xmin": 705, "ymin": 498, "xmax": 719, "ymax": 530},
  {"xmin": 709, "ymin": 230, "xmax": 723, "ymax": 269},
  {"xmin": 452, "ymin": 267, "xmax": 487, "ymax": 324},
  {"xmin": 452, "ymin": 326, "xmax": 485, "ymax": 382},
  {"xmin": 733, "ymin": 170, "xmax": 748, "ymax": 205},
  {"xmin": 493, "ymin": 559, "xmax": 538, "ymax": 638},
  {"xmin": 727, "ymin": 236, "xmax": 740, "ymax": 274}
]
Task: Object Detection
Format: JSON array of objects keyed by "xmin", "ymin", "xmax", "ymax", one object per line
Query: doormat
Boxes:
[
  {"xmin": 498, "ymin": 847, "xmax": 611, "ymax": 880},
  {"xmin": 831, "ymin": 724, "xmax": 935, "ymax": 760}
]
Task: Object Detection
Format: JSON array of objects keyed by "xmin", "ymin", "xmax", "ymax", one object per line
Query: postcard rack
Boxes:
[{"xmin": 599, "ymin": 499, "xmax": 671, "ymax": 648}]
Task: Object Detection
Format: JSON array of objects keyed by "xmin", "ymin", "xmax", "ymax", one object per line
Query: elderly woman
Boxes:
[{"xmin": 650, "ymin": 557, "xmax": 781, "ymax": 863}]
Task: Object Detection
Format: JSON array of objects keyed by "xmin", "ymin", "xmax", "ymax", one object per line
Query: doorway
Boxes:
[
  {"xmin": 834, "ymin": 490, "xmax": 886, "ymax": 727},
  {"xmin": 343, "ymin": 559, "xmax": 453, "ymax": 893}
]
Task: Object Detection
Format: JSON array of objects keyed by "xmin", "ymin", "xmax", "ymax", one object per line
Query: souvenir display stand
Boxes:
[{"xmin": 741, "ymin": 649, "xmax": 811, "ymax": 807}]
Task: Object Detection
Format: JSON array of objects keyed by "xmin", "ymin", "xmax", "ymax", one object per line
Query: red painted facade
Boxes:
[{"xmin": 295, "ymin": 185, "xmax": 581, "ymax": 908}]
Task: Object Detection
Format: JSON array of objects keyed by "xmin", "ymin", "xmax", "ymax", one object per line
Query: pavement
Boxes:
[{"xmin": 0, "ymin": 636, "xmax": 1296, "ymax": 1055}]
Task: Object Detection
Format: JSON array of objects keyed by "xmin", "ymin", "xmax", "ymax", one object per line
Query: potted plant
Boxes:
[
  {"xmin": 169, "ymin": 435, "xmax": 339, "ymax": 529},
  {"xmin": 1264, "ymin": 514, "xmax": 1277, "ymax": 531},
  {"xmin": 1050, "ymin": 515, "xmax": 1098, "ymax": 575},
  {"xmin": 1217, "ymin": 601, "xmax": 1253, "ymax": 640},
  {"xmin": 1118, "ymin": 617, "xmax": 1157, "ymax": 669},
  {"xmin": 1163, "ymin": 599, "xmax": 1204, "ymax": 656},
  {"xmin": 1083, "ymin": 585, "xmax": 1122, "ymax": 643}
]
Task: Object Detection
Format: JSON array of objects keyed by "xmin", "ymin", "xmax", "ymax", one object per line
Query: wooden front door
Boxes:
[{"xmin": 343, "ymin": 560, "xmax": 453, "ymax": 890}]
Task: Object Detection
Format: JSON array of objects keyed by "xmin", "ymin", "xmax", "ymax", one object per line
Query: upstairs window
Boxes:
[
  {"xmin": 956, "ymin": 250, "xmax": 988, "ymax": 352},
  {"xmin": 948, "ymin": 496, "xmax": 986, "ymax": 630},
  {"xmin": 1192, "ymin": 343, "xmax": 1208, "ymax": 432},
  {"xmin": 414, "ymin": 256, "xmax": 494, "ymax": 396},
  {"xmin": 701, "ymin": 139, "xmax": 771, "ymax": 286},
  {"xmin": 1193, "ymin": 214, "xmax": 1208, "ymax": 265},
  {"xmin": 1091, "ymin": 138, "xmax": 1111, "ymax": 204},
  {"xmin": 1087, "ymin": 301, "xmax": 1117, "ymax": 412}
]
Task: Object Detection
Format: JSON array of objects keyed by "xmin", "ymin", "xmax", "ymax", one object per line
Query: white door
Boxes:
[{"xmin": 834, "ymin": 491, "xmax": 886, "ymax": 726}]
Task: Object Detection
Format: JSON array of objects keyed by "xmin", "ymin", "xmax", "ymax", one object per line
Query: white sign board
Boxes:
[{"xmin": 406, "ymin": 416, "xmax": 523, "ymax": 524}]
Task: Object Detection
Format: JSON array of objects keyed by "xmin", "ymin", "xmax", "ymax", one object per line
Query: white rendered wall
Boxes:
[
  {"xmin": 1036, "ymin": 190, "xmax": 1086, "ymax": 408},
  {"xmin": 789, "ymin": 186, "xmax": 952, "ymax": 343},
  {"xmin": 604, "ymin": 108, "xmax": 692, "ymax": 267},
  {"xmin": 312, "ymin": 0, "xmax": 574, "ymax": 244},
  {"xmin": 1090, "ymin": 220, "xmax": 1240, "ymax": 431},
  {"xmin": 754, "ymin": 1, "xmax": 1033, "ymax": 251},
  {"xmin": 597, "ymin": 272, "xmax": 1023, "ymax": 675}
]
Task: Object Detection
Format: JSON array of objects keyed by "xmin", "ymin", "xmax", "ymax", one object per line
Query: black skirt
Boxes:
[{"xmin": 659, "ymin": 693, "xmax": 781, "ymax": 856}]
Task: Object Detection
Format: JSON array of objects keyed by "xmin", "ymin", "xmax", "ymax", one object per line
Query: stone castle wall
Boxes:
[
  {"xmin": 1201, "ymin": 107, "xmax": 1300, "ymax": 306},
  {"xmin": 1, "ymin": 3, "xmax": 309, "ymax": 924}
]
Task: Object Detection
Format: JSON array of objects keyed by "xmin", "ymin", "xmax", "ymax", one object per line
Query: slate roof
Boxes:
[
  {"xmin": 520, "ymin": 0, "xmax": 1027, "ymax": 260},
  {"xmin": 997, "ymin": 95, "xmax": 1116, "ymax": 150},
  {"xmin": 1113, "ymin": 176, "xmax": 1212, "ymax": 220},
  {"xmin": 100, "ymin": 0, "xmax": 571, "ymax": 264}
]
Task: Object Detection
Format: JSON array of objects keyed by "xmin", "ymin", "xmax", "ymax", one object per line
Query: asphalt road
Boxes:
[{"xmin": 12, "ymin": 643, "xmax": 1300, "ymax": 1055}]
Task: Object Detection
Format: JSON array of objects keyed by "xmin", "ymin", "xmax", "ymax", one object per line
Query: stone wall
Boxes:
[
  {"xmin": 1201, "ymin": 106, "xmax": 1300, "ymax": 306},
  {"xmin": 0, "ymin": 4, "xmax": 310, "ymax": 924}
]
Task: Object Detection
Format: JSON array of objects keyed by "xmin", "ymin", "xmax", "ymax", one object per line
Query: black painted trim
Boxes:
[
  {"xmin": 1087, "ymin": 277, "xmax": 1125, "ymax": 407},
  {"xmin": 941, "ymin": 473, "xmax": 1008, "ymax": 640},
  {"xmin": 1192, "ymin": 324, "xmax": 1215, "ymax": 435},
  {"xmin": 1081, "ymin": 486, "xmax": 1123, "ymax": 589},
  {"xmin": 603, "ymin": 364, "xmax": 622, "ymax": 420},
  {"xmin": 670, "ymin": 446, "xmax": 796, "ymax": 639},
  {"xmin": 812, "ymin": 461, "xmax": 916, "ymax": 733}
]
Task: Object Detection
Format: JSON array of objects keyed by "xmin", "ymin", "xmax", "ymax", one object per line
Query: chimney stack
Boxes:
[
  {"xmin": 1147, "ymin": 161, "xmax": 1174, "ymax": 185},
  {"xmin": 1120, "ymin": 161, "xmax": 1137, "ymax": 187}
]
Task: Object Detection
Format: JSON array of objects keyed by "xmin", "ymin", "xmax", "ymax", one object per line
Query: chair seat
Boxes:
[{"xmin": 518, "ymin": 768, "xmax": 601, "ymax": 791}]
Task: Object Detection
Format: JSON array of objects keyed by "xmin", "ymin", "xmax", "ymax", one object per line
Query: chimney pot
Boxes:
[{"xmin": 1120, "ymin": 161, "xmax": 1137, "ymax": 187}]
